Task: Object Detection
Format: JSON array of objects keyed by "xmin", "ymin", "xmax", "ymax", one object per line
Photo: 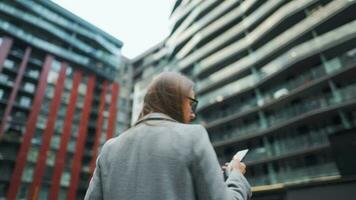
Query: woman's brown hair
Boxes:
[{"xmin": 138, "ymin": 71, "xmax": 194, "ymax": 123}]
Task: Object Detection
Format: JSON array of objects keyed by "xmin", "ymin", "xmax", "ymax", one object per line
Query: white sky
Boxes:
[{"xmin": 53, "ymin": 0, "xmax": 173, "ymax": 59}]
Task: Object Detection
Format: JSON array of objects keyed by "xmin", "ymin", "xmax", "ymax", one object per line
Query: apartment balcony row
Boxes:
[
  {"xmin": 0, "ymin": 21, "xmax": 116, "ymax": 81},
  {"xmin": 1, "ymin": 58, "xmax": 41, "ymax": 83},
  {"xmin": 0, "ymin": 98, "xmax": 31, "ymax": 113},
  {"xmin": 248, "ymin": 162, "xmax": 339, "ymax": 186},
  {"xmin": 195, "ymin": 1, "xmax": 355, "ymax": 94},
  {"xmin": 31, "ymin": 117, "xmax": 107, "ymax": 145},
  {"xmin": 171, "ymin": 0, "xmax": 242, "ymax": 57},
  {"xmin": 178, "ymin": 0, "xmax": 275, "ymax": 62},
  {"xmin": 211, "ymin": 114, "xmax": 331, "ymax": 155},
  {"xmin": 0, "ymin": 118, "xmax": 109, "ymax": 153},
  {"xmin": 168, "ymin": 0, "xmax": 220, "ymax": 50},
  {"xmin": 209, "ymin": 82, "xmax": 356, "ymax": 148},
  {"xmin": 200, "ymin": 48, "xmax": 356, "ymax": 127},
  {"xmin": 193, "ymin": 0, "xmax": 328, "ymax": 78},
  {"xmin": 241, "ymin": 124, "xmax": 335, "ymax": 166},
  {"xmin": 0, "ymin": 2, "xmax": 120, "ymax": 68},
  {"xmin": 171, "ymin": 0, "xmax": 264, "ymax": 57},
  {"xmin": 0, "ymin": 78, "xmax": 34, "ymax": 102},
  {"xmin": 169, "ymin": 0, "xmax": 202, "ymax": 32},
  {"xmin": 197, "ymin": 19, "xmax": 356, "ymax": 112},
  {"xmin": 0, "ymin": 161, "xmax": 84, "ymax": 187},
  {"xmin": 177, "ymin": 0, "xmax": 323, "ymax": 72},
  {"xmin": 16, "ymin": 0, "xmax": 122, "ymax": 54},
  {"xmin": 0, "ymin": 135, "xmax": 93, "ymax": 164},
  {"xmin": 7, "ymin": 48, "xmax": 43, "ymax": 68},
  {"xmin": 2, "ymin": 162, "xmax": 91, "ymax": 191}
]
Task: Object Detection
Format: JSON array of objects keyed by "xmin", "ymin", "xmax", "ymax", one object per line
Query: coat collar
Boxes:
[{"xmin": 135, "ymin": 112, "xmax": 178, "ymax": 125}]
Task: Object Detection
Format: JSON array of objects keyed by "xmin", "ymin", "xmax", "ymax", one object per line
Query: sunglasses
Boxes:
[{"xmin": 186, "ymin": 96, "xmax": 199, "ymax": 114}]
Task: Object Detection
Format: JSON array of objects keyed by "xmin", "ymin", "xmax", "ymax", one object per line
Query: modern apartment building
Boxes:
[
  {"xmin": 0, "ymin": 1, "xmax": 130, "ymax": 199},
  {"xmin": 132, "ymin": 0, "xmax": 356, "ymax": 199}
]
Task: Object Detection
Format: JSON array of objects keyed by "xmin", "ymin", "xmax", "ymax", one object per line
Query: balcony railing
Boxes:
[
  {"xmin": 201, "ymin": 47, "xmax": 356, "ymax": 126},
  {"xmin": 197, "ymin": 1, "xmax": 355, "ymax": 94},
  {"xmin": 248, "ymin": 162, "xmax": 339, "ymax": 186},
  {"xmin": 211, "ymin": 82, "xmax": 356, "ymax": 146},
  {"xmin": 274, "ymin": 163, "xmax": 339, "ymax": 184}
]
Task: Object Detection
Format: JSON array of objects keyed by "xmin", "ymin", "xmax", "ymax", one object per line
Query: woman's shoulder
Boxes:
[{"xmin": 170, "ymin": 123, "xmax": 209, "ymax": 146}]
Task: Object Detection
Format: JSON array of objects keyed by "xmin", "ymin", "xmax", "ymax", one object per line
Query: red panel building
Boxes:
[{"xmin": 0, "ymin": 1, "xmax": 130, "ymax": 199}]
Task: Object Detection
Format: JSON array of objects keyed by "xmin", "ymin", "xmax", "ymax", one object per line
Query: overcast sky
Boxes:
[{"xmin": 53, "ymin": 0, "xmax": 173, "ymax": 59}]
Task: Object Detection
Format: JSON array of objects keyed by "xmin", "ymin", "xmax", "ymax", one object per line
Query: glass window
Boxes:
[
  {"xmin": 38, "ymin": 186, "xmax": 49, "ymax": 199},
  {"xmin": 46, "ymin": 150, "xmax": 56, "ymax": 166},
  {"xmin": 28, "ymin": 69, "xmax": 40, "ymax": 79},
  {"xmin": 17, "ymin": 184, "xmax": 28, "ymax": 199},
  {"xmin": 21, "ymin": 165, "xmax": 34, "ymax": 182},
  {"xmin": 0, "ymin": 89, "xmax": 3, "ymax": 99},
  {"xmin": 0, "ymin": 74, "xmax": 8, "ymax": 83},
  {"xmin": 60, "ymin": 171, "xmax": 71, "ymax": 187},
  {"xmin": 66, "ymin": 66, "xmax": 73, "ymax": 76},
  {"xmin": 23, "ymin": 82, "xmax": 35, "ymax": 93},
  {"xmin": 27, "ymin": 147, "xmax": 39, "ymax": 162},
  {"xmin": 59, "ymin": 188, "xmax": 67, "ymax": 200},
  {"xmin": 78, "ymin": 83, "xmax": 87, "ymax": 95},
  {"xmin": 47, "ymin": 70, "xmax": 59, "ymax": 84},
  {"xmin": 46, "ymin": 85, "xmax": 55, "ymax": 98},
  {"xmin": 64, "ymin": 79, "xmax": 73, "ymax": 90},
  {"xmin": 50, "ymin": 135, "xmax": 61, "ymax": 149},
  {"xmin": 19, "ymin": 96, "xmax": 31, "ymax": 107},
  {"xmin": 37, "ymin": 115, "xmax": 47, "ymax": 129},
  {"xmin": 52, "ymin": 60, "xmax": 61, "ymax": 72},
  {"xmin": 67, "ymin": 139, "xmax": 76, "ymax": 152},
  {"xmin": 324, "ymin": 57, "xmax": 342, "ymax": 74},
  {"xmin": 4, "ymin": 59, "xmax": 15, "ymax": 69}
]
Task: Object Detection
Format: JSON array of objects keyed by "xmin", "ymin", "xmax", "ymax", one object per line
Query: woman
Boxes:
[{"xmin": 85, "ymin": 72, "xmax": 252, "ymax": 200}]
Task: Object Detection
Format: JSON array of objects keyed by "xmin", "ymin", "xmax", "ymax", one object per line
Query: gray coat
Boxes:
[{"xmin": 84, "ymin": 113, "xmax": 252, "ymax": 200}]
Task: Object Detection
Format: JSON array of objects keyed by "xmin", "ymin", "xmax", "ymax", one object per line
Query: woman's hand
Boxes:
[
  {"xmin": 231, "ymin": 159, "xmax": 246, "ymax": 174},
  {"xmin": 222, "ymin": 158, "xmax": 247, "ymax": 175}
]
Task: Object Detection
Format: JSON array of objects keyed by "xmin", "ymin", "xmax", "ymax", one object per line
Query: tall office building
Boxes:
[
  {"xmin": 132, "ymin": 0, "xmax": 356, "ymax": 199},
  {"xmin": 0, "ymin": 1, "xmax": 130, "ymax": 199}
]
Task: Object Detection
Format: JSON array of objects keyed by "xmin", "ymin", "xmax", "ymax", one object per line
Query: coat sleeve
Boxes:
[
  {"xmin": 84, "ymin": 154, "xmax": 104, "ymax": 200},
  {"xmin": 190, "ymin": 125, "xmax": 252, "ymax": 200}
]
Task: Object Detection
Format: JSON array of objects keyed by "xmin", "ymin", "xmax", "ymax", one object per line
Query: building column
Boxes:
[
  {"xmin": 106, "ymin": 82, "xmax": 120, "ymax": 140},
  {"xmin": 338, "ymin": 110, "xmax": 352, "ymax": 129},
  {"xmin": 89, "ymin": 80, "xmax": 108, "ymax": 176},
  {"xmin": 27, "ymin": 63, "xmax": 67, "ymax": 200},
  {"xmin": 67, "ymin": 75, "xmax": 96, "ymax": 200},
  {"xmin": 6, "ymin": 55, "xmax": 53, "ymax": 200},
  {"xmin": 328, "ymin": 80, "xmax": 342, "ymax": 104},
  {"xmin": 327, "ymin": 80, "xmax": 352, "ymax": 128},
  {"xmin": 0, "ymin": 47, "xmax": 31, "ymax": 140},
  {"xmin": 251, "ymin": 66, "xmax": 262, "ymax": 82},
  {"xmin": 0, "ymin": 37, "xmax": 13, "ymax": 73},
  {"xmin": 48, "ymin": 70, "xmax": 83, "ymax": 200},
  {"xmin": 262, "ymin": 136, "xmax": 277, "ymax": 184}
]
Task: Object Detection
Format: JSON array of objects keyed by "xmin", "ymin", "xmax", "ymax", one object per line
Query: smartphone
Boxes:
[
  {"xmin": 233, "ymin": 149, "xmax": 249, "ymax": 161},
  {"xmin": 224, "ymin": 149, "xmax": 249, "ymax": 178}
]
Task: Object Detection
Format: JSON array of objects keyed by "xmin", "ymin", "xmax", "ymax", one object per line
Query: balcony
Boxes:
[
  {"xmin": 274, "ymin": 163, "xmax": 339, "ymax": 185},
  {"xmin": 212, "ymin": 82, "xmax": 356, "ymax": 147},
  {"xmin": 248, "ymin": 175, "xmax": 270, "ymax": 187},
  {"xmin": 16, "ymin": 0, "xmax": 122, "ymax": 54},
  {"xmin": 177, "ymin": 0, "xmax": 270, "ymax": 70},
  {"xmin": 175, "ymin": 0, "xmax": 242, "ymax": 59},
  {"xmin": 243, "ymin": 125, "xmax": 334, "ymax": 166},
  {"xmin": 201, "ymin": 48, "xmax": 356, "ymax": 127},
  {"xmin": 248, "ymin": 162, "xmax": 339, "ymax": 186},
  {"xmin": 190, "ymin": 0, "xmax": 302, "ymax": 76},
  {"xmin": 197, "ymin": 0, "xmax": 354, "ymax": 94}
]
